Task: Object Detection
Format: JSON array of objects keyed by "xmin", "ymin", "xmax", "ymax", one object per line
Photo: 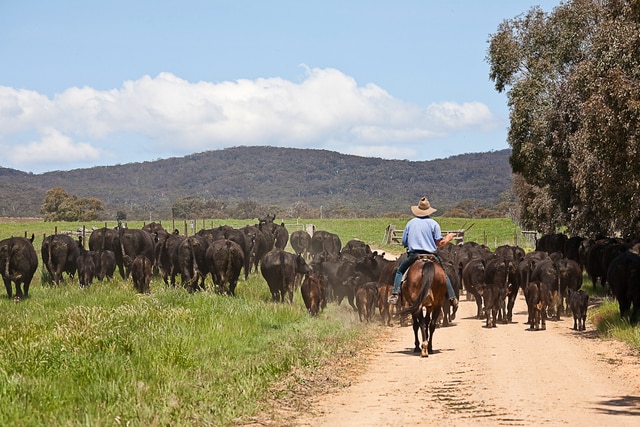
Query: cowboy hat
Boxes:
[{"xmin": 411, "ymin": 196, "xmax": 437, "ymax": 217}]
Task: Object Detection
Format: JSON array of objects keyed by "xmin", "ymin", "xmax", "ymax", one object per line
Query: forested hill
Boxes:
[{"xmin": 0, "ymin": 146, "xmax": 513, "ymax": 219}]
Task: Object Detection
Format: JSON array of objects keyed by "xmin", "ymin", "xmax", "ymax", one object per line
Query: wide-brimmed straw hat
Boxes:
[{"xmin": 411, "ymin": 196, "xmax": 437, "ymax": 217}]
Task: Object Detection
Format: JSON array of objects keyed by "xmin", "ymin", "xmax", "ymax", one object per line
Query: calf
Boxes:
[
  {"xmin": 77, "ymin": 251, "xmax": 95, "ymax": 288},
  {"xmin": 301, "ymin": 272, "xmax": 327, "ymax": 316},
  {"xmin": 311, "ymin": 252, "xmax": 357, "ymax": 310},
  {"xmin": 92, "ymin": 249, "xmax": 116, "ymax": 281},
  {"xmin": 76, "ymin": 237, "xmax": 95, "ymax": 288},
  {"xmin": 525, "ymin": 281, "xmax": 551, "ymax": 330},
  {"xmin": 569, "ymin": 289, "xmax": 589, "ymax": 331},
  {"xmin": 131, "ymin": 255, "xmax": 152, "ymax": 294},
  {"xmin": 355, "ymin": 282, "xmax": 378, "ymax": 323},
  {"xmin": 206, "ymin": 239, "xmax": 244, "ymax": 295}
]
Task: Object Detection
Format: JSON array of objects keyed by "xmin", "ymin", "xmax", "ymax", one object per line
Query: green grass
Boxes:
[
  {"xmin": 0, "ymin": 274, "xmax": 371, "ymax": 426},
  {"xmin": 586, "ymin": 283, "xmax": 640, "ymax": 351},
  {"xmin": 0, "ymin": 216, "xmax": 533, "ymax": 260}
]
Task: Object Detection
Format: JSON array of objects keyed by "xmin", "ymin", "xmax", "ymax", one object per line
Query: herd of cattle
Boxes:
[{"xmin": 1, "ymin": 220, "xmax": 639, "ymax": 330}]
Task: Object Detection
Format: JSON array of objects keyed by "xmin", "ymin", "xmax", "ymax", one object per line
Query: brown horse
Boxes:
[{"xmin": 399, "ymin": 255, "xmax": 448, "ymax": 357}]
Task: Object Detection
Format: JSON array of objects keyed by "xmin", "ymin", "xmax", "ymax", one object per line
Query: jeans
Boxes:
[{"xmin": 392, "ymin": 252, "xmax": 456, "ymax": 299}]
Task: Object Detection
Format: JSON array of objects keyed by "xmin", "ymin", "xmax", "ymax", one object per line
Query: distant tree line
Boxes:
[
  {"xmin": 487, "ymin": 0, "xmax": 640, "ymax": 236},
  {"xmin": 39, "ymin": 188, "xmax": 518, "ymax": 222}
]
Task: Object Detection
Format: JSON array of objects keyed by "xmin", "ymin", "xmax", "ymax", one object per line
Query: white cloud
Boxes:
[
  {"xmin": 7, "ymin": 128, "xmax": 102, "ymax": 166},
  {"xmin": 0, "ymin": 67, "xmax": 499, "ymax": 171}
]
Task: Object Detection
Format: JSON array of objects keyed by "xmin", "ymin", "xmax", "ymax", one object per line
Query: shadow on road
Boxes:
[{"xmin": 594, "ymin": 395, "xmax": 640, "ymax": 417}]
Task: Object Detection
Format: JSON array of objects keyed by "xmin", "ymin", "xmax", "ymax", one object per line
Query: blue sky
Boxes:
[{"xmin": 0, "ymin": 0, "xmax": 560, "ymax": 173}]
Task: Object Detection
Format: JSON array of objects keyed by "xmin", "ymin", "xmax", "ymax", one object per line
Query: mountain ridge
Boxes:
[{"xmin": 0, "ymin": 146, "xmax": 514, "ymax": 219}]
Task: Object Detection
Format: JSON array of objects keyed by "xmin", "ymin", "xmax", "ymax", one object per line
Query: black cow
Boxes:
[
  {"xmin": 584, "ymin": 238, "xmax": 620, "ymax": 290},
  {"xmin": 301, "ymin": 272, "xmax": 327, "ymax": 316},
  {"xmin": 206, "ymin": 239, "xmax": 244, "ymax": 295},
  {"xmin": 260, "ymin": 248, "xmax": 312, "ymax": 303},
  {"xmin": 258, "ymin": 214, "xmax": 278, "ymax": 250},
  {"xmin": 176, "ymin": 235, "xmax": 209, "ymax": 293},
  {"xmin": 531, "ymin": 258, "xmax": 562, "ymax": 320},
  {"xmin": 289, "ymin": 230, "xmax": 312, "ymax": 260},
  {"xmin": 341, "ymin": 239, "xmax": 372, "ymax": 260},
  {"xmin": 556, "ymin": 257, "xmax": 583, "ymax": 315},
  {"xmin": 116, "ymin": 227, "xmax": 155, "ymax": 279},
  {"xmin": 599, "ymin": 241, "xmax": 629, "ymax": 291},
  {"xmin": 309, "ymin": 230, "xmax": 342, "ymax": 258},
  {"xmin": 311, "ymin": 251, "xmax": 357, "ymax": 310},
  {"xmin": 131, "ymin": 255, "xmax": 151, "ymax": 294},
  {"xmin": 241, "ymin": 225, "xmax": 268, "ymax": 275},
  {"xmin": 354, "ymin": 251, "xmax": 393, "ymax": 283},
  {"xmin": 41, "ymin": 234, "xmax": 80, "ymax": 285},
  {"xmin": 142, "ymin": 221, "xmax": 165, "ymax": 235},
  {"xmin": 536, "ymin": 233, "xmax": 568, "ymax": 255},
  {"xmin": 76, "ymin": 237, "xmax": 95, "ymax": 288},
  {"xmin": 155, "ymin": 231, "xmax": 185, "ymax": 286},
  {"xmin": 198, "ymin": 226, "xmax": 252, "ymax": 279},
  {"xmin": 481, "ymin": 256, "xmax": 517, "ymax": 327},
  {"xmin": 517, "ymin": 251, "xmax": 550, "ymax": 294},
  {"xmin": 607, "ymin": 252, "xmax": 640, "ymax": 325},
  {"xmin": 273, "ymin": 223, "xmax": 289, "ymax": 250},
  {"xmin": 564, "ymin": 236, "xmax": 584, "ymax": 265},
  {"xmin": 89, "ymin": 227, "xmax": 119, "ymax": 252},
  {"xmin": 453, "ymin": 242, "xmax": 492, "ymax": 283},
  {"xmin": 569, "ymin": 289, "xmax": 589, "ymax": 331},
  {"xmin": 462, "ymin": 257, "xmax": 487, "ymax": 319},
  {"xmin": 0, "ymin": 235, "xmax": 38, "ymax": 299}
]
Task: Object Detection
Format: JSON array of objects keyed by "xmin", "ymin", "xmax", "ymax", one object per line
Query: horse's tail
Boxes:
[{"xmin": 400, "ymin": 260, "xmax": 436, "ymax": 316}]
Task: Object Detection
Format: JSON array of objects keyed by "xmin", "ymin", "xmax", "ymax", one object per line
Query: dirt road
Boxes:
[{"xmin": 279, "ymin": 294, "xmax": 640, "ymax": 426}]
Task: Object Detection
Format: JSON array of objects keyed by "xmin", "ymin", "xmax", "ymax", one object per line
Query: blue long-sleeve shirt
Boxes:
[{"xmin": 401, "ymin": 216, "xmax": 442, "ymax": 253}]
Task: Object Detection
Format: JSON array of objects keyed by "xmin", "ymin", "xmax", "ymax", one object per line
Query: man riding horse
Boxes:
[{"xmin": 388, "ymin": 196, "xmax": 459, "ymax": 318}]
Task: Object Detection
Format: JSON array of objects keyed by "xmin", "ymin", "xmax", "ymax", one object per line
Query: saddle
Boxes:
[
  {"xmin": 401, "ymin": 254, "xmax": 439, "ymax": 282},
  {"xmin": 415, "ymin": 254, "xmax": 438, "ymax": 263}
]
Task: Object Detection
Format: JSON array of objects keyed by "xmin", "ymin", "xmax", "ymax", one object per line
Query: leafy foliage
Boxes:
[
  {"xmin": 487, "ymin": 0, "xmax": 640, "ymax": 236},
  {"xmin": 40, "ymin": 187, "xmax": 105, "ymax": 221}
]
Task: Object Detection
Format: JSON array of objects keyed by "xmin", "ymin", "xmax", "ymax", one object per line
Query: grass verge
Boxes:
[{"xmin": 0, "ymin": 274, "xmax": 378, "ymax": 426}]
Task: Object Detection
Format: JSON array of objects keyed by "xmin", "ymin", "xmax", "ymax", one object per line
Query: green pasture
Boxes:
[
  {"xmin": 0, "ymin": 217, "xmax": 635, "ymax": 426},
  {"xmin": 0, "ymin": 216, "xmax": 534, "ymax": 255}
]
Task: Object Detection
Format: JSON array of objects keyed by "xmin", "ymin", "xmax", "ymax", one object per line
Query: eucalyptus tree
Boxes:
[{"xmin": 487, "ymin": 0, "xmax": 640, "ymax": 236}]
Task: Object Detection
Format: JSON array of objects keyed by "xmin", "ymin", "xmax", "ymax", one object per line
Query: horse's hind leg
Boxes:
[
  {"xmin": 426, "ymin": 313, "xmax": 437, "ymax": 355},
  {"xmin": 412, "ymin": 315, "xmax": 421, "ymax": 353},
  {"xmin": 420, "ymin": 309, "xmax": 430, "ymax": 357}
]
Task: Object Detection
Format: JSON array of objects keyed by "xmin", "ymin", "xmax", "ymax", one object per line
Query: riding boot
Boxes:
[{"xmin": 388, "ymin": 270, "xmax": 403, "ymax": 304}]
